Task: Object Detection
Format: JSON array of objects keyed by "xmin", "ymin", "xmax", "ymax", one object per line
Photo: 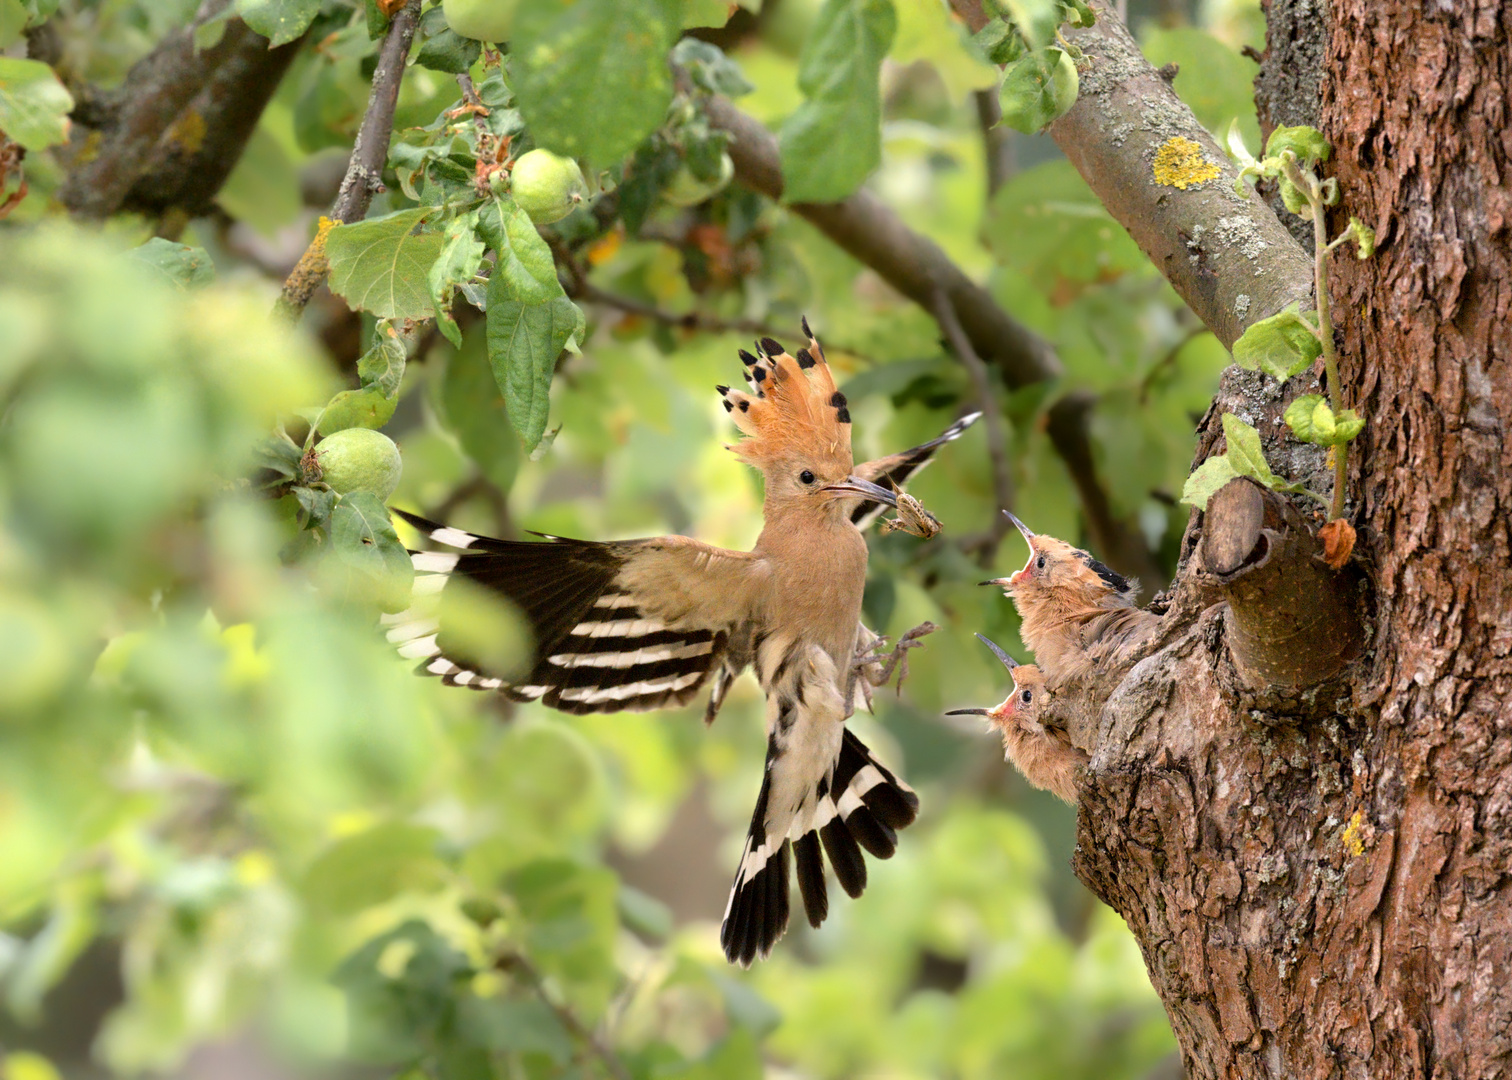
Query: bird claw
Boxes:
[{"xmin": 855, "ymin": 620, "xmax": 939, "ymax": 697}]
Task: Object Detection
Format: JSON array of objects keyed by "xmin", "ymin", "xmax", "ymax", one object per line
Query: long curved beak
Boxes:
[
  {"xmin": 821, "ymin": 476, "xmax": 898, "ymax": 506},
  {"xmin": 945, "ymin": 707, "xmax": 989, "ymax": 716},
  {"xmin": 1003, "ymin": 510, "xmax": 1035, "ymax": 543},
  {"xmin": 974, "ymin": 632, "xmax": 1019, "ymax": 674}
]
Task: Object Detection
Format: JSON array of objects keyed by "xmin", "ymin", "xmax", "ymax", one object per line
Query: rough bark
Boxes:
[{"xmin": 1062, "ymin": 2, "xmax": 1512, "ymax": 1077}]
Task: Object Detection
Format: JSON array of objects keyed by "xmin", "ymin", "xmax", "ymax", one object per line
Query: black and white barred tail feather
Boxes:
[
  {"xmin": 720, "ymin": 728, "xmax": 919, "ymax": 967},
  {"xmin": 851, "ymin": 411, "xmax": 981, "ymax": 530},
  {"xmin": 385, "ymin": 509, "xmax": 731, "ymax": 714}
]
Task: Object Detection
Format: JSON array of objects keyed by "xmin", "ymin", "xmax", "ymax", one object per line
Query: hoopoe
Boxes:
[
  {"xmin": 384, "ymin": 323, "xmax": 976, "ymax": 966},
  {"xmin": 947, "ymin": 633, "xmax": 1086, "ymax": 804},
  {"xmin": 982, "ymin": 511, "xmax": 1157, "ymax": 685}
]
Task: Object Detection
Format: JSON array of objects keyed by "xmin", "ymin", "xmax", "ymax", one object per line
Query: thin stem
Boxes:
[
  {"xmin": 929, "ymin": 285, "xmax": 1016, "ymax": 564},
  {"xmin": 275, "ymin": 0, "xmax": 423, "ymax": 320},
  {"xmin": 496, "ymin": 950, "xmax": 631, "ymax": 1080},
  {"xmin": 1284, "ymin": 155, "xmax": 1349, "ymax": 521}
]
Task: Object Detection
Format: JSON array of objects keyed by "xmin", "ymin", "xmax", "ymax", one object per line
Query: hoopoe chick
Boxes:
[
  {"xmin": 383, "ymin": 322, "xmax": 974, "ymax": 968},
  {"xmin": 982, "ymin": 511, "xmax": 1156, "ymax": 685},
  {"xmin": 947, "ymin": 633, "xmax": 1087, "ymax": 804}
]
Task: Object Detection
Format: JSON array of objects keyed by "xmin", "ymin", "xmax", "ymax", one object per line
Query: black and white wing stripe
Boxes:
[
  {"xmin": 850, "ymin": 411, "xmax": 980, "ymax": 530},
  {"xmin": 385, "ymin": 510, "xmax": 733, "ymax": 715},
  {"xmin": 719, "ymin": 636, "xmax": 919, "ymax": 966},
  {"xmin": 721, "ymin": 727, "xmax": 919, "ymax": 966}
]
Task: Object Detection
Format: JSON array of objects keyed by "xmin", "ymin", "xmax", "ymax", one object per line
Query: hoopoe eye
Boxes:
[
  {"xmin": 799, "ymin": 470, "xmax": 816, "ymax": 485},
  {"xmin": 1021, "ymin": 689, "xmax": 1033, "ymax": 704},
  {"xmin": 1035, "ymin": 555, "xmax": 1046, "ymax": 570}
]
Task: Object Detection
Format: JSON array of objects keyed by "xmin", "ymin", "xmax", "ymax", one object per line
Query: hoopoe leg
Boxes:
[{"xmin": 853, "ymin": 620, "xmax": 939, "ymax": 696}]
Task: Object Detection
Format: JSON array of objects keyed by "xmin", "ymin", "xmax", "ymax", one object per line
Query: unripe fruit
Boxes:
[
  {"xmin": 442, "ymin": 0, "xmax": 519, "ymax": 43},
  {"xmin": 510, "ymin": 149, "xmax": 587, "ymax": 224},
  {"xmin": 314, "ymin": 428, "xmax": 402, "ymax": 501},
  {"xmin": 1046, "ymin": 50, "xmax": 1079, "ymax": 122},
  {"xmin": 662, "ymin": 152, "xmax": 734, "ymax": 208}
]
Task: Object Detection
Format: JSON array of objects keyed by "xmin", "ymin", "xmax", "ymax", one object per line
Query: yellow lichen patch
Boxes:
[
  {"xmin": 1341, "ymin": 810, "xmax": 1368, "ymax": 857},
  {"xmin": 164, "ymin": 108, "xmax": 207, "ymax": 154},
  {"xmin": 1153, "ymin": 136, "xmax": 1220, "ymax": 190}
]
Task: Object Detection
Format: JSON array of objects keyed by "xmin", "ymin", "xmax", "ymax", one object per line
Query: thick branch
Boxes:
[
  {"xmin": 949, "ymin": 0, "xmax": 1315, "ymax": 347},
  {"xmin": 122, "ymin": 27, "xmax": 305, "ymax": 223},
  {"xmin": 59, "ymin": 0, "xmax": 239, "ymax": 219},
  {"xmin": 1198, "ymin": 477, "xmax": 1363, "ymax": 690},
  {"xmin": 276, "ymin": 0, "xmax": 422, "ymax": 319}
]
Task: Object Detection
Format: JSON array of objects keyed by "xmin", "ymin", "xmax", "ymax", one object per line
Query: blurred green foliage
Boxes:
[{"xmin": 0, "ymin": 0, "xmax": 1269, "ymax": 1076}]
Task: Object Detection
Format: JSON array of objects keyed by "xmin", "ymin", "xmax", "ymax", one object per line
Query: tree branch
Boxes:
[
  {"xmin": 495, "ymin": 950, "xmax": 631, "ymax": 1080},
  {"xmin": 1197, "ymin": 477, "xmax": 1363, "ymax": 692},
  {"xmin": 121, "ymin": 26, "xmax": 305, "ymax": 228},
  {"xmin": 276, "ymin": 0, "xmax": 423, "ymax": 319},
  {"xmin": 973, "ymin": 88, "xmax": 1014, "ymax": 198},
  {"xmin": 59, "ymin": 0, "xmax": 242, "ymax": 220},
  {"xmin": 947, "ymin": 0, "xmax": 1315, "ymax": 347}
]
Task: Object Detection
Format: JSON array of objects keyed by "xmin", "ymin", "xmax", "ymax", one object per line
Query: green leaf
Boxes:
[
  {"xmin": 1231, "ymin": 303, "xmax": 1322, "ymax": 382},
  {"xmin": 301, "ymin": 821, "xmax": 447, "ymax": 915},
  {"xmin": 325, "ymin": 492, "xmax": 413, "ymax": 611},
  {"xmin": 0, "ymin": 57, "xmax": 73, "ymax": 150},
  {"xmin": 459, "ymin": 997, "xmax": 572, "ymax": 1062},
  {"xmin": 512, "ymin": 0, "xmax": 680, "ymax": 165},
  {"xmin": 236, "ymin": 0, "xmax": 321, "ymax": 47},
  {"xmin": 326, "ymin": 208, "xmax": 447, "ymax": 320},
  {"xmin": 0, "ymin": 0, "xmax": 29, "ymax": 49},
  {"xmin": 429, "ymin": 212, "xmax": 485, "ymax": 348},
  {"xmin": 777, "ymin": 0, "xmax": 896, "ymax": 203},
  {"xmin": 983, "ymin": 160, "xmax": 1146, "ymax": 283},
  {"xmin": 414, "ymin": 5, "xmax": 482, "ymax": 73},
  {"xmin": 482, "ymin": 197, "xmax": 561, "ymax": 304},
  {"xmin": 1179, "ymin": 453, "xmax": 1238, "ymax": 510},
  {"xmin": 1346, "ymin": 215, "xmax": 1376, "ymax": 258},
  {"xmin": 317, "ymin": 387, "xmax": 397, "ymax": 434},
  {"xmin": 441, "ymin": 332, "xmax": 520, "ymax": 493},
  {"xmin": 1220, "ymin": 412, "xmax": 1276, "ymax": 485},
  {"xmin": 128, "ymin": 239, "xmax": 216, "ymax": 290},
  {"xmin": 357, "ymin": 329, "xmax": 408, "ymax": 397},
  {"xmin": 334, "ymin": 920, "xmax": 471, "ymax": 1064},
  {"xmin": 1285, "ymin": 394, "xmax": 1362, "ymax": 446},
  {"xmin": 670, "ymin": 37, "xmax": 753, "ymax": 97},
  {"xmin": 682, "ymin": 0, "xmax": 735, "ymax": 27},
  {"xmin": 1265, "ymin": 123, "xmax": 1331, "ymax": 165},
  {"xmin": 487, "ymin": 293, "xmax": 583, "ymax": 453},
  {"xmin": 999, "ymin": 0, "xmax": 1061, "ymax": 47},
  {"xmin": 293, "ymin": 483, "xmax": 337, "ymax": 528},
  {"xmin": 997, "ymin": 47, "xmax": 1077, "ymax": 134}
]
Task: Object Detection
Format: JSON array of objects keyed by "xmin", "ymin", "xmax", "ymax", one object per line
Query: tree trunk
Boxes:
[{"xmin": 1066, "ymin": 3, "xmax": 1512, "ymax": 1077}]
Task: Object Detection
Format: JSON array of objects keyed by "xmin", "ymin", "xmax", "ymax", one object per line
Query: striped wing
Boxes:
[
  {"xmin": 386, "ymin": 510, "xmax": 759, "ymax": 715},
  {"xmin": 850, "ymin": 411, "xmax": 980, "ymax": 530}
]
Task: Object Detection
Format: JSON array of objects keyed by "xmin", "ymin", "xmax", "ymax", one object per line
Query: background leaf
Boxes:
[
  {"xmin": 236, "ymin": 0, "xmax": 321, "ymax": 47},
  {"xmin": 128, "ymin": 239, "xmax": 216, "ymax": 290},
  {"xmin": 512, "ymin": 0, "xmax": 680, "ymax": 165},
  {"xmin": 777, "ymin": 0, "xmax": 896, "ymax": 203},
  {"xmin": 0, "ymin": 56, "xmax": 73, "ymax": 149},
  {"xmin": 1231, "ymin": 303, "xmax": 1322, "ymax": 381}
]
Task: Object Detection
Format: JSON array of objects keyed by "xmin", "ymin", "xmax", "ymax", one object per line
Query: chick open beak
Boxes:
[
  {"xmin": 1003, "ymin": 510, "xmax": 1036, "ymax": 543},
  {"xmin": 974, "ymin": 632, "xmax": 1020, "ymax": 674},
  {"xmin": 821, "ymin": 476, "xmax": 899, "ymax": 506}
]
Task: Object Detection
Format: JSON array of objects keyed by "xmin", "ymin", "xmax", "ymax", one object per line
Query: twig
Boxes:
[
  {"xmin": 930, "ymin": 286, "xmax": 1016, "ymax": 564},
  {"xmin": 495, "ymin": 950, "xmax": 631, "ymax": 1080},
  {"xmin": 429, "ymin": 473, "xmax": 514, "ymax": 539},
  {"xmin": 973, "ymin": 88, "xmax": 1014, "ymax": 199},
  {"xmin": 1281, "ymin": 155, "xmax": 1349, "ymax": 521},
  {"xmin": 276, "ymin": 0, "xmax": 423, "ymax": 319}
]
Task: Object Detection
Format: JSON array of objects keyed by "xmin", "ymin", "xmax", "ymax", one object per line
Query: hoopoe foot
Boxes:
[{"xmin": 855, "ymin": 620, "xmax": 939, "ymax": 695}]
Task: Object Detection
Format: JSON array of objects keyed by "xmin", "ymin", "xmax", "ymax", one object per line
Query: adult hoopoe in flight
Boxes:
[
  {"xmin": 384, "ymin": 322, "xmax": 976, "ymax": 966},
  {"xmin": 946, "ymin": 633, "xmax": 1086, "ymax": 804},
  {"xmin": 982, "ymin": 511, "xmax": 1158, "ymax": 686}
]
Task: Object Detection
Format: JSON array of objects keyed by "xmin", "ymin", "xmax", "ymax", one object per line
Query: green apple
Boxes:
[
  {"xmin": 510, "ymin": 149, "xmax": 588, "ymax": 224},
  {"xmin": 313, "ymin": 428, "xmax": 402, "ymax": 501},
  {"xmin": 662, "ymin": 152, "xmax": 734, "ymax": 208},
  {"xmin": 442, "ymin": 0, "xmax": 519, "ymax": 43}
]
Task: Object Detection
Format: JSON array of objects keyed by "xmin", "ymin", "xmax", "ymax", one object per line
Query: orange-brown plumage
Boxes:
[
  {"xmin": 985, "ymin": 512, "xmax": 1158, "ymax": 686},
  {"xmin": 947, "ymin": 634, "xmax": 1086, "ymax": 804}
]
